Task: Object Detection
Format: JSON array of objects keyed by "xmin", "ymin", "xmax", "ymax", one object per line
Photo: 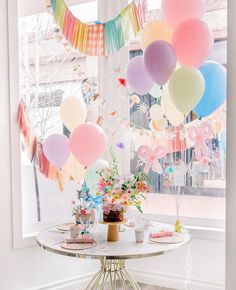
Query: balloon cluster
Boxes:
[
  {"xmin": 42, "ymin": 96, "xmax": 108, "ymax": 182},
  {"xmin": 126, "ymin": 0, "xmax": 226, "ymax": 120}
]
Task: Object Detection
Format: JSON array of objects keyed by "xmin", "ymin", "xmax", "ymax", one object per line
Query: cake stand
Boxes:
[{"xmin": 99, "ymin": 219, "xmax": 127, "ymax": 242}]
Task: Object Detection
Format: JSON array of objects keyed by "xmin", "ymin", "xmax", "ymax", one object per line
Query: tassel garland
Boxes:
[{"xmin": 50, "ymin": 0, "xmax": 145, "ymax": 56}]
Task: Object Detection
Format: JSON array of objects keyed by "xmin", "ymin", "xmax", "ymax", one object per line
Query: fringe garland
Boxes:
[
  {"xmin": 18, "ymin": 100, "xmax": 65, "ymax": 191},
  {"xmin": 50, "ymin": 0, "xmax": 145, "ymax": 56}
]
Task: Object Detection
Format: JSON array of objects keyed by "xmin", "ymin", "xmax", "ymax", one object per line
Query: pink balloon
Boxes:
[
  {"xmin": 43, "ymin": 134, "xmax": 70, "ymax": 168},
  {"xmin": 172, "ymin": 19, "xmax": 213, "ymax": 67},
  {"xmin": 126, "ymin": 56, "xmax": 153, "ymax": 95},
  {"xmin": 162, "ymin": 0, "xmax": 206, "ymax": 29},
  {"xmin": 144, "ymin": 40, "xmax": 177, "ymax": 86},
  {"xmin": 69, "ymin": 123, "xmax": 108, "ymax": 167}
]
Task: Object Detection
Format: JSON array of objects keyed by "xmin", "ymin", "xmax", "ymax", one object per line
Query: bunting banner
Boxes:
[{"xmin": 50, "ymin": 0, "xmax": 145, "ymax": 56}]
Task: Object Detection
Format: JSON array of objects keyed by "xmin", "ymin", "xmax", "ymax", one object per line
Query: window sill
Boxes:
[{"xmin": 142, "ymin": 193, "xmax": 225, "ymax": 222}]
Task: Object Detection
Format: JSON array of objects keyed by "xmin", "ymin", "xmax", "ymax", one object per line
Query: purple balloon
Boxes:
[
  {"xmin": 126, "ymin": 56, "xmax": 153, "ymax": 95},
  {"xmin": 144, "ymin": 40, "xmax": 177, "ymax": 86},
  {"xmin": 43, "ymin": 134, "xmax": 70, "ymax": 168}
]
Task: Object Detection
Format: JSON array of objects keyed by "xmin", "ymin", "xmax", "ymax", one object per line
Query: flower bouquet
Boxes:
[
  {"xmin": 97, "ymin": 150, "xmax": 151, "ymax": 223},
  {"xmin": 72, "ymin": 182, "xmax": 103, "ymax": 228}
]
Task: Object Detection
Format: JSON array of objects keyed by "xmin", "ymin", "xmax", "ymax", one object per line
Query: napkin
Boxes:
[
  {"xmin": 149, "ymin": 231, "xmax": 174, "ymax": 239},
  {"xmin": 65, "ymin": 238, "xmax": 95, "ymax": 244}
]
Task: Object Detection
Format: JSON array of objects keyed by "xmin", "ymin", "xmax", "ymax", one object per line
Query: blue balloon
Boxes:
[{"xmin": 194, "ymin": 61, "xmax": 226, "ymax": 117}]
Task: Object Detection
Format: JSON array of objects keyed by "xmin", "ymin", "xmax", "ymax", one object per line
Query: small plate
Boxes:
[
  {"xmin": 57, "ymin": 223, "xmax": 75, "ymax": 232},
  {"xmin": 60, "ymin": 242, "xmax": 97, "ymax": 250},
  {"xmin": 150, "ymin": 235, "xmax": 184, "ymax": 244}
]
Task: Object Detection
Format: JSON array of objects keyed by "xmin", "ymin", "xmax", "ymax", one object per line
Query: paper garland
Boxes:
[
  {"xmin": 18, "ymin": 100, "xmax": 66, "ymax": 191},
  {"xmin": 50, "ymin": 0, "xmax": 145, "ymax": 56}
]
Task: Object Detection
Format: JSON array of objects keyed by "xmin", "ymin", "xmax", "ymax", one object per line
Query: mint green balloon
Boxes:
[
  {"xmin": 169, "ymin": 67, "xmax": 205, "ymax": 114},
  {"xmin": 150, "ymin": 84, "xmax": 162, "ymax": 99},
  {"xmin": 85, "ymin": 159, "xmax": 109, "ymax": 193}
]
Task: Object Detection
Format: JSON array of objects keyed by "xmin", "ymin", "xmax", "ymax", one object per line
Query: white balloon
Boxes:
[
  {"xmin": 161, "ymin": 87, "xmax": 185, "ymax": 126},
  {"xmin": 156, "ymin": 118, "xmax": 168, "ymax": 130},
  {"xmin": 60, "ymin": 96, "xmax": 87, "ymax": 132},
  {"xmin": 149, "ymin": 104, "xmax": 164, "ymax": 120}
]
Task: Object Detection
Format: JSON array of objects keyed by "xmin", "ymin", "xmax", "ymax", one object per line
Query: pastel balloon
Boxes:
[
  {"xmin": 60, "ymin": 96, "xmax": 87, "ymax": 132},
  {"xmin": 162, "ymin": 0, "xmax": 206, "ymax": 29},
  {"xmin": 150, "ymin": 85, "xmax": 162, "ymax": 99},
  {"xmin": 43, "ymin": 134, "xmax": 70, "ymax": 168},
  {"xmin": 126, "ymin": 56, "xmax": 153, "ymax": 95},
  {"xmin": 69, "ymin": 123, "xmax": 108, "ymax": 167},
  {"xmin": 86, "ymin": 159, "xmax": 109, "ymax": 192},
  {"xmin": 161, "ymin": 87, "xmax": 185, "ymax": 126},
  {"xmin": 64, "ymin": 155, "xmax": 87, "ymax": 183},
  {"xmin": 169, "ymin": 67, "xmax": 205, "ymax": 114},
  {"xmin": 144, "ymin": 40, "xmax": 177, "ymax": 86},
  {"xmin": 194, "ymin": 62, "xmax": 227, "ymax": 117},
  {"xmin": 150, "ymin": 120, "xmax": 161, "ymax": 132},
  {"xmin": 172, "ymin": 19, "xmax": 213, "ymax": 67},
  {"xmin": 149, "ymin": 104, "xmax": 164, "ymax": 120},
  {"xmin": 140, "ymin": 20, "xmax": 173, "ymax": 49},
  {"xmin": 156, "ymin": 118, "xmax": 168, "ymax": 130}
]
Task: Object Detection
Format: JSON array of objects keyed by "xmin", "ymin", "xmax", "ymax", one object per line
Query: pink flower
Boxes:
[
  {"xmin": 98, "ymin": 180, "xmax": 106, "ymax": 191},
  {"xmin": 122, "ymin": 194, "xmax": 129, "ymax": 200},
  {"xmin": 126, "ymin": 188, "xmax": 134, "ymax": 195},
  {"xmin": 107, "ymin": 179, "xmax": 113, "ymax": 186},
  {"xmin": 115, "ymin": 189, "xmax": 123, "ymax": 196},
  {"xmin": 102, "ymin": 203, "xmax": 114, "ymax": 212}
]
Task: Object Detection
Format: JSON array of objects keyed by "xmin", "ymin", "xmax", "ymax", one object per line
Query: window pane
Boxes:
[
  {"xmin": 129, "ymin": 1, "xmax": 227, "ymax": 200},
  {"xmin": 18, "ymin": 1, "xmax": 98, "ymax": 234}
]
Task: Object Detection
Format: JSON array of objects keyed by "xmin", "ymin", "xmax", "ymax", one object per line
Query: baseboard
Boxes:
[
  {"xmin": 27, "ymin": 268, "xmax": 225, "ymax": 290},
  {"xmin": 130, "ymin": 268, "xmax": 225, "ymax": 290},
  {"xmin": 27, "ymin": 272, "xmax": 95, "ymax": 290}
]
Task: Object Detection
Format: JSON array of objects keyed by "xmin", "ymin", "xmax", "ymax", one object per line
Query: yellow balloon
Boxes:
[
  {"xmin": 161, "ymin": 87, "xmax": 185, "ymax": 126},
  {"xmin": 141, "ymin": 20, "xmax": 173, "ymax": 50},
  {"xmin": 169, "ymin": 67, "xmax": 205, "ymax": 114},
  {"xmin": 149, "ymin": 120, "xmax": 161, "ymax": 132},
  {"xmin": 63, "ymin": 155, "xmax": 87, "ymax": 184},
  {"xmin": 60, "ymin": 96, "xmax": 87, "ymax": 132}
]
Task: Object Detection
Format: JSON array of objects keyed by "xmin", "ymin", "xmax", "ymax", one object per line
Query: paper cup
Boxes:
[{"xmin": 135, "ymin": 228, "xmax": 145, "ymax": 243}]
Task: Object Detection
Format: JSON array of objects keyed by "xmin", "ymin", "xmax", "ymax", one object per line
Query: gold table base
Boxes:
[{"xmin": 86, "ymin": 258, "xmax": 141, "ymax": 290}]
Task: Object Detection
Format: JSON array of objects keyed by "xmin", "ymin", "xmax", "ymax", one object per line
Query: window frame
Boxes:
[{"xmin": 9, "ymin": 0, "xmax": 225, "ymax": 249}]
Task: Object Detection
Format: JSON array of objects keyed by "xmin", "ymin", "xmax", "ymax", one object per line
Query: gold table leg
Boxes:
[{"xmin": 86, "ymin": 258, "xmax": 141, "ymax": 290}]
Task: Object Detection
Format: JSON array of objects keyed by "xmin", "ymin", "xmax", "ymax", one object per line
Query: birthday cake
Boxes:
[{"xmin": 103, "ymin": 209, "xmax": 124, "ymax": 222}]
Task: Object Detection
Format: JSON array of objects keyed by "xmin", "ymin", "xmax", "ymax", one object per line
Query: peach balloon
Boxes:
[
  {"xmin": 162, "ymin": 0, "xmax": 206, "ymax": 29},
  {"xmin": 172, "ymin": 19, "xmax": 213, "ymax": 67},
  {"xmin": 140, "ymin": 20, "xmax": 173, "ymax": 50}
]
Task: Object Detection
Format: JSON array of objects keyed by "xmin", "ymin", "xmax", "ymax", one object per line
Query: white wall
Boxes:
[{"xmin": 0, "ymin": 0, "xmax": 226, "ymax": 290}]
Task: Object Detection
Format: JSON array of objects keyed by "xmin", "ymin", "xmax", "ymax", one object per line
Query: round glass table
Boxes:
[{"xmin": 36, "ymin": 222, "xmax": 190, "ymax": 289}]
